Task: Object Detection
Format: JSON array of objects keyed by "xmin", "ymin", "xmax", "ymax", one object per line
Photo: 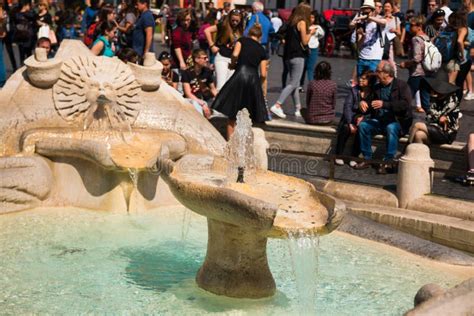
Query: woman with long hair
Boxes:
[
  {"xmin": 270, "ymin": 3, "xmax": 311, "ymax": 118},
  {"xmin": 90, "ymin": 21, "xmax": 117, "ymax": 57},
  {"xmin": 204, "ymin": 9, "xmax": 244, "ymax": 90},
  {"xmin": 83, "ymin": 3, "xmax": 116, "ymax": 47},
  {"xmin": 305, "ymin": 10, "xmax": 324, "ymax": 83},
  {"xmin": 171, "ymin": 8, "xmax": 193, "ymax": 70},
  {"xmin": 382, "ymin": 0, "xmax": 401, "ymax": 77},
  {"xmin": 116, "ymin": 0, "xmax": 137, "ymax": 48},
  {"xmin": 212, "ymin": 24, "xmax": 268, "ymax": 138},
  {"xmin": 334, "ymin": 71, "xmax": 376, "ymax": 166}
]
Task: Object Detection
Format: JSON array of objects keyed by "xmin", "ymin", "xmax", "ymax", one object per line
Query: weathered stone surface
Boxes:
[
  {"xmin": 338, "ymin": 211, "xmax": 474, "ymax": 266},
  {"xmin": 397, "ymin": 144, "xmax": 434, "ymax": 208},
  {"xmin": 405, "ymin": 278, "xmax": 474, "ymax": 315},
  {"xmin": 414, "ymin": 284, "xmax": 445, "ymax": 306},
  {"xmin": 408, "ymin": 195, "xmax": 474, "ymax": 221},
  {"xmin": 322, "ymin": 180, "xmax": 399, "ymax": 208}
]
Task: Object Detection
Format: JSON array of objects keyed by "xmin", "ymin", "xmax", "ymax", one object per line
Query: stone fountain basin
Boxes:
[
  {"xmin": 163, "ymin": 154, "xmax": 344, "ymax": 237},
  {"xmin": 18, "ymin": 128, "xmax": 187, "ymax": 171}
]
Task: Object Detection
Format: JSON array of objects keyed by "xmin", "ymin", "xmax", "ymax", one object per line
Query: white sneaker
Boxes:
[
  {"xmin": 294, "ymin": 109, "xmax": 302, "ymax": 117},
  {"xmin": 335, "ymin": 159, "xmax": 344, "ymax": 166},
  {"xmin": 270, "ymin": 105, "xmax": 286, "ymax": 119},
  {"xmin": 464, "ymin": 92, "xmax": 474, "ymax": 100},
  {"xmin": 349, "ymin": 161, "xmax": 357, "ymax": 168}
]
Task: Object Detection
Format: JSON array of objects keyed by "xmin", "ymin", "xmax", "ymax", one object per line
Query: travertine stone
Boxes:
[
  {"xmin": 128, "ymin": 52, "xmax": 163, "ymax": 91},
  {"xmin": 405, "ymin": 278, "xmax": 474, "ymax": 315},
  {"xmin": 24, "ymin": 47, "xmax": 62, "ymax": 88},
  {"xmin": 196, "ymin": 218, "xmax": 276, "ymax": 298},
  {"xmin": 397, "ymin": 144, "xmax": 434, "ymax": 208}
]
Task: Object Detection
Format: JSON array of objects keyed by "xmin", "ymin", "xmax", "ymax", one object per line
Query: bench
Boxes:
[{"xmin": 262, "ymin": 120, "xmax": 467, "ymax": 170}]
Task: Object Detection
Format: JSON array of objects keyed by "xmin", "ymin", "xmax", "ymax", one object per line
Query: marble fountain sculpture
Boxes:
[{"xmin": 0, "ymin": 40, "xmax": 345, "ymax": 299}]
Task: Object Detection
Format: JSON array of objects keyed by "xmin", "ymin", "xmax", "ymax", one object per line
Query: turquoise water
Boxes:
[{"xmin": 0, "ymin": 207, "xmax": 467, "ymax": 315}]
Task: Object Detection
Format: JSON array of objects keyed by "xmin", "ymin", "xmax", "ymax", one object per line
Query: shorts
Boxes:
[
  {"xmin": 427, "ymin": 124, "xmax": 454, "ymax": 144},
  {"xmin": 446, "ymin": 59, "xmax": 460, "ymax": 72}
]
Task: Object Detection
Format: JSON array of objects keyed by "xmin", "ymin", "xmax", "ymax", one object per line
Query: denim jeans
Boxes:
[
  {"xmin": 277, "ymin": 57, "xmax": 305, "ymax": 107},
  {"xmin": 306, "ymin": 48, "xmax": 319, "ymax": 82},
  {"xmin": 359, "ymin": 119, "xmax": 401, "ymax": 160},
  {"xmin": 0, "ymin": 40, "xmax": 6, "ymax": 87},
  {"xmin": 407, "ymin": 76, "xmax": 431, "ymax": 113},
  {"xmin": 357, "ymin": 59, "xmax": 380, "ymax": 77}
]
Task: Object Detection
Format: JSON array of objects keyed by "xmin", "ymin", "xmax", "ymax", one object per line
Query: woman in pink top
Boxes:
[{"xmin": 302, "ymin": 61, "xmax": 337, "ymax": 125}]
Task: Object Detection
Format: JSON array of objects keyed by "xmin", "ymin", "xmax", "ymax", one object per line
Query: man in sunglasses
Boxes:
[{"xmin": 427, "ymin": 0, "xmax": 439, "ymax": 21}]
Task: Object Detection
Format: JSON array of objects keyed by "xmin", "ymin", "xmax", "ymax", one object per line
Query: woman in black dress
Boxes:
[{"xmin": 212, "ymin": 24, "xmax": 268, "ymax": 139}]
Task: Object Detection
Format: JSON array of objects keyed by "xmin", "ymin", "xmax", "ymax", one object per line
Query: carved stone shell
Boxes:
[{"xmin": 53, "ymin": 56, "xmax": 142, "ymax": 126}]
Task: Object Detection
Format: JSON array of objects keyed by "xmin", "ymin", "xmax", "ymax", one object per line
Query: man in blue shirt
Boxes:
[
  {"xmin": 244, "ymin": 1, "xmax": 274, "ymax": 49},
  {"xmin": 133, "ymin": 0, "xmax": 155, "ymax": 57}
]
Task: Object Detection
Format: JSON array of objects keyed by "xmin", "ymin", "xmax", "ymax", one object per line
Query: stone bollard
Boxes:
[{"xmin": 397, "ymin": 143, "xmax": 434, "ymax": 208}]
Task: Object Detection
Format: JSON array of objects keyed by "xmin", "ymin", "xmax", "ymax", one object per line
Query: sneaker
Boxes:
[
  {"xmin": 464, "ymin": 92, "xmax": 474, "ymax": 100},
  {"xmin": 294, "ymin": 109, "xmax": 302, "ymax": 117},
  {"xmin": 298, "ymin": 87, "xmax": 304, "ymax": 93},
  {"xmin": 270, "ymin": 104, "xmax": 286, "ymax": 119},
  {"xmin": 349, "ymin": 160, "xmax": 357, "ymax": 168},
  {"xmin": 335, "ymin": 159, "xmax": 344, "ymax": 166}
]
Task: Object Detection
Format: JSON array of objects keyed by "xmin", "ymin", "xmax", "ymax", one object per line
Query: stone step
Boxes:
[{"xmin": 346, "ymin": 201, "xmax": 474, "ymax": 254}]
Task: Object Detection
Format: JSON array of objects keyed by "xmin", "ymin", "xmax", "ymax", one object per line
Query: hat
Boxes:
[
  {"xmin": 422, "ymin": 77, "xmax": 459, "ymax": 96},
  {"xmin": 360, "ymin": 0, "xmax": 375, "ymax": 9}
]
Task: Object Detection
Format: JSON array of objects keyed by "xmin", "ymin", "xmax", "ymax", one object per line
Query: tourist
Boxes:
[
  {"xmin": 212, "ymin": 24, "xmax": 268, "ymax": 139},
  {"xmin": 0, "ymin": 1, "xmax": 6, "ymax": 87},
  {"xmin": 244, "ymin": 1, "xmax": 274, "ymax": 96},
  {"xmin": 270, "ymin": 11, "xmax": 282, "ymax": 55},
  {"xmin": 350, "ymin": 0, "xmax": 387, "ymax": 77},
  {"xmin": 355, "ymin": 61, "xmax": 412, "ymax": 174},
  {"xmin": 171, "ymin": 8, "xmax": 193, "ymax": 71},
  {"xmin": 382, "ymin": 0, "xmax": 401, "ymax": 77},
  {"xmin": 36, "ymin": 36, "xmax": 52, "ymax": 57},
  {"xmin": 83, "ymin": 4, "xmax": 116, "ymax": 48},
  {"xmin": 270, "ymin": 2, "xmax": 311, "ymax": 119},
  {"xmin": 400, "ymin": 15, "xmax": 432, "ymax": 113},
  {"xmin": 408, "ymin": 78, "xmax": 461, "ymax": 145},
  {"xmin": 461, "ymin": 132, "xmax": 474, "ymax": 184},
  {"xmin": 90, "ymin": 21, "xmax": 117, "ymax": 57},
  {"xmin": 440, "ymin": 0, "xmax": 453, "ymax": 26},
  {"xmin": 158, "ymin": 51, "xmax": 179, "ymax": 90},
  {"xmin": 446, "ymin": 12, "xmax": 472, "ymax": 100},
  {"xmin": 197, "ymin": 12, "xmax": 215, "ymax": 52},
  {"xmin": 81, "ymin": 0, "xmax": 99, "ymax": 35},
  {"xmin": 334, "ymin": 71, "xmax": 377, "ymax": 166},
  {"xmin": 117, "ymin": 47, "xmax": 140, "ymax": 64},
  {"xmin": 425, "ymin": 8, "xmax": 445, "ymax": 40},
  {"xmin": 132, "ymin": 0, "xmax": 155, "ymax": 58},
  {"xmin": 204, "ymin": 9, "xmax": 244, "ymax": 91},
  {"xmin": 14, "ymin": 0, "xmax": 36, "ymax": 64},
  {"xmin": 400, "ymin": 9, "xmax": 415, "ymax": 58},
  {"xmin": 2, "ymin": 0, "xmax": 17, "ymax": 72},
  {"xmin": 216, "ymin": 2, "xmax": 232, "ymax": 21},
  {"xmin": 305, "ymin": 10, "xmax": 324, "ymax": 83},
  {"xmin": 159, "ymin": 4, "xmax": 170, "ymax": 45},
  {"xmin": 182, "ymin": 49, "xmax": 216, "ymax": 119},
  {"xmin": 426, "ymin": 0, "xmax": 439, "ymax": 21},
  {"xmin": 301, "ymin": 61, "xmax": 337, "ymax": 125},
  {"xmin": 116, "ymin": 0, "xmax": 137, "ymax": 49},
  {"xmin": 35, "ymin": 1, "xmax": 52, "ymax": 38}
]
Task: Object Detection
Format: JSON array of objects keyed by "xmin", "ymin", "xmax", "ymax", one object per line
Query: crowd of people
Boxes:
[{"xmin": 0, "ymin": 0, "xmax": 472, "ymax": 183}]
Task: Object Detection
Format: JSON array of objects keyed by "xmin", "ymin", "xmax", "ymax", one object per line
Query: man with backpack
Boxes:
[{"xmin": 400, "ymin": 15, "xmax": 440, "ymax": 113}]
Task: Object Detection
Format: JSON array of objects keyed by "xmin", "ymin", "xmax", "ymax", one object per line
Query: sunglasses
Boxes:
[
  {"xmin": 231, "ymin": 9, "xmax": 241, "ymax": 14},
  {"xmin": 197, "ymin": 56, "xmax": 209, "ymax": 60}
]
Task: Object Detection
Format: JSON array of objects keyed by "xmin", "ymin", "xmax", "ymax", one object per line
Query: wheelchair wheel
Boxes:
[{"xmin": 325, "ymin": 32, "xmax": 336, "ymax": 57}]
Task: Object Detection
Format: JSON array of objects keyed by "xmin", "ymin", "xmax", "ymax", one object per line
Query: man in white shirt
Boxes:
[{"xmin": 350, "ymin": 0, "xmax": 387, "ymax": 76}]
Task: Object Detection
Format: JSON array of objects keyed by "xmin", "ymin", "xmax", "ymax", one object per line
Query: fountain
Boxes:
[
  {"xmin": 1, "ymin": 41, "xmax": 470, "ymax": 314},
  {"xmin": 0, "ymin": 40, "xmax": 344, "ymax": 300}
]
